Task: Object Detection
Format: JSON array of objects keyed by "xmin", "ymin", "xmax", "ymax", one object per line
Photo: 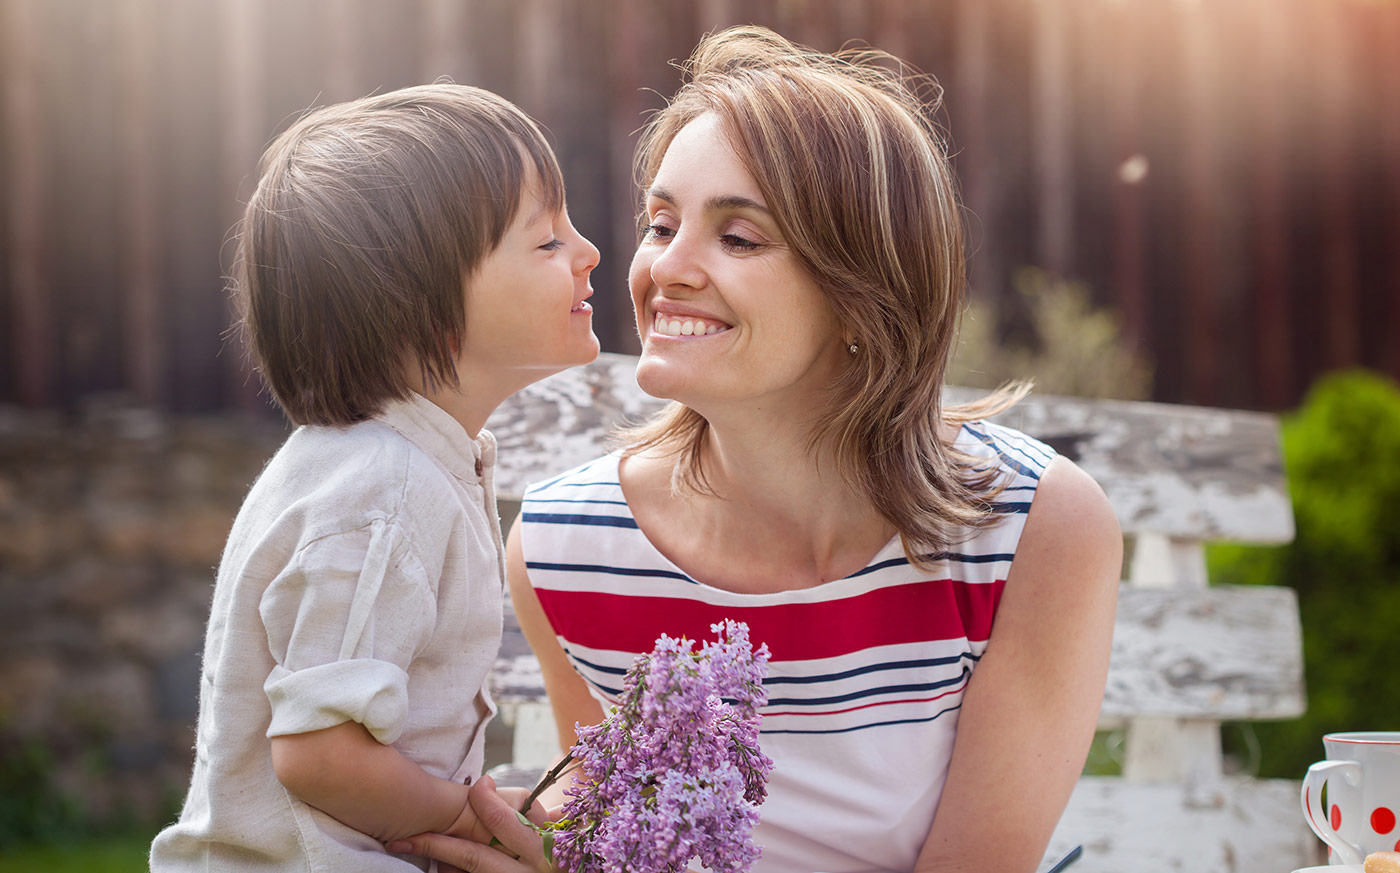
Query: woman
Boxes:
[{"xmin": 397, "ymin": 25, "xmax": 1119, "ymax": 873}]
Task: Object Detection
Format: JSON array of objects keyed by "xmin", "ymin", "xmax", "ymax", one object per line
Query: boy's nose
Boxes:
[{"xmin": 577, "ymin": 234, "xmax": 600, "ymax": 273}]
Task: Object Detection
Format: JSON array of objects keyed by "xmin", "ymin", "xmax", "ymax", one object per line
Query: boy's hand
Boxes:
[
  {"xmin": 492, "ymin": 784, "xmax": 549, "ymax": 825},
  {"xmin": 441, "ymin": 788, "xmax": 494, "ymax": 845},
  {"xmin": 388, "ymin": 775, "xmax": 554, "ymax": 873}
]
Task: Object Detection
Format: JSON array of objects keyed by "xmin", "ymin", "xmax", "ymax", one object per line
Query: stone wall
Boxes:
[{"xmin": 0, "ymin": 399, "xmax": 288, "ymax": 829}]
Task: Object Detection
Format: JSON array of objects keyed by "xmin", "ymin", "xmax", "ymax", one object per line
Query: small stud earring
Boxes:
[{"xmin": 847, "ymin": 341, "xmax": 859, "ymax": 355}]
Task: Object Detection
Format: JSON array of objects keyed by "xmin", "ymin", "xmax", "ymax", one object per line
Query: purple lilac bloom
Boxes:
[{"xmin": 545, "ymin": 620, "xmax": 772, "ymax": 873}]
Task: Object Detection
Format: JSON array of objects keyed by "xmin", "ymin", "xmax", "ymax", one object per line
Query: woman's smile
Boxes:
[{"xmin": 650, "ymin": 311, "xmax": 733, "ymax": 337}]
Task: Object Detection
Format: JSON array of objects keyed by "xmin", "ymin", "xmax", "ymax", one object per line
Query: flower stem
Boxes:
[{"xmin": 520, "ymin": 752, "xmax": 579, "ymax": 814}]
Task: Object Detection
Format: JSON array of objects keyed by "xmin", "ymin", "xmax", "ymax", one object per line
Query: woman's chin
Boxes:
[{"xmin": 634, "ymin": 357, "xmax": 683, "ymax": 402}]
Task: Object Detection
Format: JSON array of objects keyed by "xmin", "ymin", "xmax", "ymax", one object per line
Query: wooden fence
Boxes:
[{"xmin": 2, "ymin": 0, "xmax": 1397, "ymax": 414}]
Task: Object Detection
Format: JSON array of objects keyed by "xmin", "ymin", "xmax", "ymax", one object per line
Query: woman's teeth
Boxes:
[{"xmin": 652, "ymin": 314, "xmax": 729, "ymax": 337}]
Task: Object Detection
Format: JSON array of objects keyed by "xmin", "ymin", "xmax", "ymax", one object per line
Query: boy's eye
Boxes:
[{"xmin": 540, "ymin": 239, "xmax": 565, "ymax": 252}]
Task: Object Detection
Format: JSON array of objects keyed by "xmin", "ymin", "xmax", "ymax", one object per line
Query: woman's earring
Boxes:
[{"xmin": 847, "ymin": 340, "xmax": 859, "ymax": 355}]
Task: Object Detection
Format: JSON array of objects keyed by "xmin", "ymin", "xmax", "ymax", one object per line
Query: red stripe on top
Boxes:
[{"xmin": 533, "ymin": 578, "xmax": 1005, "ymax": 661}]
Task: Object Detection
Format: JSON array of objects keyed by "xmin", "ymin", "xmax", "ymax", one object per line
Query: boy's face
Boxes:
[{"xmin": 456, "ymin": 175, "xmax": 601, "ymax": 396}]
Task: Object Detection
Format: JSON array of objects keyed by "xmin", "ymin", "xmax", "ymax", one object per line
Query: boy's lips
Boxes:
[{"xmin": 571, "ymin": 288, "xmax": 594, "ymax": 313}]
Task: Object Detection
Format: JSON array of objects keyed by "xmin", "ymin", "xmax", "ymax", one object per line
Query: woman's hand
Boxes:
[{"xmin": 387, "ymin": 775, "xmax": 553, "ymax": 873}]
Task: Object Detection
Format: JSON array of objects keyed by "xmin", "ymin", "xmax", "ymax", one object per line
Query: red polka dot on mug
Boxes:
[
  {"xmin": 1332, "ymin": 804, "xmax": 1343, "ymax": 830},
  {"xmin": 1374, "ymin": 806, "xmax": 1396, "ymax": 835}
]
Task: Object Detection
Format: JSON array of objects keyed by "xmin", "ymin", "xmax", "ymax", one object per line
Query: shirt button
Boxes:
[{"xmin": 475, "ymin": 458, "xmax": 483, "ymax": 478}]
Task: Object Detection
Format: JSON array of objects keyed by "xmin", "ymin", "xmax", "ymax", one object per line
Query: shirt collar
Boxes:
[{"xmin": 376, "ymin": 392, "xmax": 495, "ymax": 485}]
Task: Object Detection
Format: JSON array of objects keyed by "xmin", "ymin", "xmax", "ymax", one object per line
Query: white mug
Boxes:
[{"xmin": 1301, "ymin": 731, "xmax": 1400, "ymax": 865}]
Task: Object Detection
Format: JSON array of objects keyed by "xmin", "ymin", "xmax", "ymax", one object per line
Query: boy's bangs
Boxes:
[{"xmin": 522, "ymin": 136, "xmax": 566, "ymax": 216}]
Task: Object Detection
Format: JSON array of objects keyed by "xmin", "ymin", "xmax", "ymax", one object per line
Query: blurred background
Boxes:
[{"xmin": 1, "ymin": 0, "xmax": 1397, "ymax": 869}]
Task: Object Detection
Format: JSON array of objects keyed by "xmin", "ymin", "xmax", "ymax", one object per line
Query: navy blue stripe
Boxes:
[
  {"xmin": 994, "ymin": 426, "xmax": 1056, "ymax": 465},
  {"xmin": 524, "ymin": 497, "xmax": 630, "ymax": 507},
  {"xmin": 844, "ymin": 556, "xmax": 911, "ymax": 578},
  {"xmin": 525, "ymin": 560, "xmax": 694, "ymax": 583},
  {"xmin": 763, "ymin": 653, "xmax": 979, "ymax": 686},
  {"xmin": 579, "ymin": 673, "xmax": 971, "ymax": 713},
  {"xmin": 520, "ymin": 512, "xmax": 638, "ymax": 529},
  {"xmin": 963, "ymin": 424, "xmax": 1042, "ymax": 481},
  {"xmin": 570, "ymin": 651, "xmax": 982, "ymax": 686},
  {"xmin": 762, "ymin": 703, "xmax": 963, "ymax": 735},
  {"xmin": 988, "ymin": 502, "xmax": 1032, "ymax": 514},
  {"xmin": 765, "ymin": 668, "xmax": 970, "ymax": 707},
  {"xmin": 582, "ymin": 677, "xmax": 625, "ymax": 697},
  {"xmin": 1001, "ymin": 485, "xmax": 1038, "ymax": 492},
  {"xmin": 528, "ymin": 458, "xmax": 606, "ymax": 492},
  {"xmin": 977, "ymin": 421, "xmax": 1055, "ymax": 466},
  {"xmin": 916, "ymin": 551, "xmax": 1016, "ymax": 565},
  {"xmin": 565, "ymin": 651, "xmax": 630, "ymax": 677}
]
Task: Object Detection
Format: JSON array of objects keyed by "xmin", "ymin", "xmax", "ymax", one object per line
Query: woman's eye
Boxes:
[
  {"xmin": 540, "ymin": 238, "xmax": 565, "ymax": 252},
  {"xmin": 643, "ymin": 223, "xmax": 675, "ymax": 241},
  {"xmin": 720, "ymin": 233, "xmax": 761, "ymax": 252}
]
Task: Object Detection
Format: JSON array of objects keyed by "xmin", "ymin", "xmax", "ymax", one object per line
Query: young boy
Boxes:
[{"xmin": 150, "ymin": 84, "xmax": 599, "ymax": 872}]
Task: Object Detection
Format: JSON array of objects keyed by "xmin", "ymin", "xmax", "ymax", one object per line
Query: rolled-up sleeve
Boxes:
[{"xmin": 260, "ymin": 518, "xmax": 436, "ymax": 745}]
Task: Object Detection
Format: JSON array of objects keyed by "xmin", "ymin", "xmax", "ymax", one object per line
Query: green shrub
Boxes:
[
  {"xmin": 0, "ymin": 738, "xmax": 85, "ymax": 847},
  {"xmin": 1209, "ymin": 369, "xmax": 1400, "ymax": 778}
]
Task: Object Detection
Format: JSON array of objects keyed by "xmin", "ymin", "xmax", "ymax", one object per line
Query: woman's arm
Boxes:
[
  {"xmin": 505, "ymin": 521, "xmax": 606, "ymax": 811},
  {"xmin": 913, "ymin": 457, "xmax": 1121, "ymax": 873}
]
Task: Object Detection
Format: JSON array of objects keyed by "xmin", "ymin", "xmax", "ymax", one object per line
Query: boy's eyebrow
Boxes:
[{"xmin": 648, "ymin": 186, "xmax": 770, "ymax": 215}]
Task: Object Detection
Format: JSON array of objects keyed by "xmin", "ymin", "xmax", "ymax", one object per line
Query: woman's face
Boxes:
[{"xmin": 629, "ymin": 113, "xmax": 847, "ymax": 420}]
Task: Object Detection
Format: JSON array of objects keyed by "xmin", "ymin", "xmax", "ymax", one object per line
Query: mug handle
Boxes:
[{"xmin": 1301, "ymin": 759, "xmax": 1365, "ymax": 866}]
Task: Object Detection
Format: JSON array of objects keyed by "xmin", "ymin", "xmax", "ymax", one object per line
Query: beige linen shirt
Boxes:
[{"xmin": 151, "ymin": 393, "xmax": 505, "ymax": 872}]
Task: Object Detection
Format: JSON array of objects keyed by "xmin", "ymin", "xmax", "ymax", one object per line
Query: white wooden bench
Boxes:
[{"xmin": 483, "ymin": 352, "xmax": 1321, "ymax": 873}]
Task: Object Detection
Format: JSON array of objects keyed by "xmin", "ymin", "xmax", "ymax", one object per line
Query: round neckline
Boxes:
[{"xmin": 607, "ymin": 450, "xmax": 913, "ymax": 600}]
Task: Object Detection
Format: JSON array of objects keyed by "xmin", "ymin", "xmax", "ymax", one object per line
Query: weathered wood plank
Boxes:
[
  {"xmin": 1103, "ymin": 584, "xmax": 1304, "ymax": 722},
  {"xmin": 956, "ymin": 387, "xmax": 1294, "ymax": 544},
  {"xmin": 1041, "ymin": 776, "xmax": 1322, "ymax": 873},
  {"xmin": 486, "ymin": 353, "xmax": 1294, "ymax": 543},
  {"xmin": 489, "ymin": 584, "xmax": 1305, "ymax": 724}
]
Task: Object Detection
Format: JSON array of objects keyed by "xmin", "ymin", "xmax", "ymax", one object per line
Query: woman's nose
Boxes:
[{"xmin": 647, "ymin": 230, "xmax": 706, "ymax": 291}]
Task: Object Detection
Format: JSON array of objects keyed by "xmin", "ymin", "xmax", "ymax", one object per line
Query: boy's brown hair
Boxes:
[{"xmin": 233, "ymin": 83, "xmax": 564, "ymax": 426}]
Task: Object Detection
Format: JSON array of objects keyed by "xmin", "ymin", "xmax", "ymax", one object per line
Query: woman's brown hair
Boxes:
[
  {"xmin": 625, "ymin": 27, "xmax": 1027, "ymax": 566},
  {"xmin": 233, "ymin": 83, "xmax": 564, "ymax": 426}
]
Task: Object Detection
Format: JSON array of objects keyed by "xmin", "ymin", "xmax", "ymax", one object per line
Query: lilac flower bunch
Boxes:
[{"xmin": 530, "ymin": 619, "xmax": 772, "ymax": 873}]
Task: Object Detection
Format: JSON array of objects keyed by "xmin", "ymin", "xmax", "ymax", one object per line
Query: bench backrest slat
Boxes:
[{"xmin": 487, "ymin": 354, "xmax": 1294, "ymax": 544}]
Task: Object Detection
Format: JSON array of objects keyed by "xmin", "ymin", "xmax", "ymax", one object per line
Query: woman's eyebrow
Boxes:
[{"xmin": 648, "ymin": 186, "xmax": 769, "ymax": 215}]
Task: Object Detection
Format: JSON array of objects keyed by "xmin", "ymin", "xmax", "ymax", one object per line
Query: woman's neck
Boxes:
[{"xmin": 662, "ymin": 413, "xmax": 896, "ymax": 587}]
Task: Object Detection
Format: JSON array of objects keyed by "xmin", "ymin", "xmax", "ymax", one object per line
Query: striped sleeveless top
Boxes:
[{"xmin": 517, "ymin": 421, "xmax": 1056, "ymax": 873}]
